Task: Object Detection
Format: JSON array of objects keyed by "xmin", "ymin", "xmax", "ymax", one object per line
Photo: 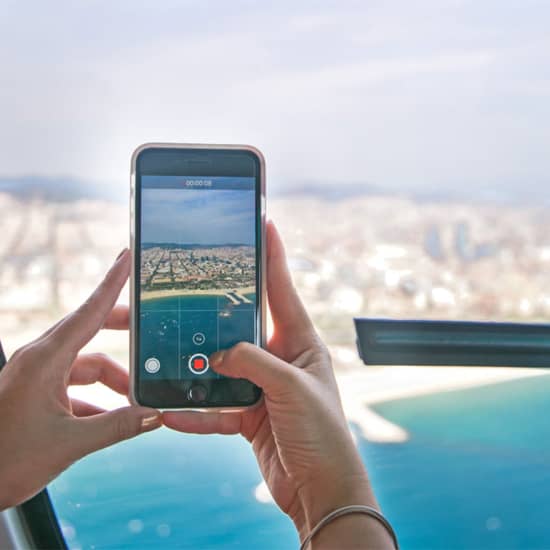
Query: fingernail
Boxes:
[
  {"xmin": 116, "ymin": 248, "xmax": 129, "ymax": 262},
  {"xmin": 209, "ymin": 350, "xmax": 225, "ymax": 369},
  {"xmin": 141, "ymin": 412, "xmax": 162, "ymax": 431}
]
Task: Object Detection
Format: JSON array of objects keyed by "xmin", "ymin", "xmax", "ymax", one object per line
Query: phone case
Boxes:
[{"xmin": 129, "ymin": 143, "xmax": 266, "ymax": 411}]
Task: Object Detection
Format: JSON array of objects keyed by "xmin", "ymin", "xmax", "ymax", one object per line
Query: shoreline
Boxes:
[
  {"xmin": 141, "ymin": 286, "xmax": 255, "ymax": 301},
  {"xmin": 336, "ymin": 364, "xmax": 548, "ymax": 442}
]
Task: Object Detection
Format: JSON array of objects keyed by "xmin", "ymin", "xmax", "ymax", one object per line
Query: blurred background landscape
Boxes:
[{"xmin": 1, "ymin": 177, "xmax": 550, "ymax": 358}]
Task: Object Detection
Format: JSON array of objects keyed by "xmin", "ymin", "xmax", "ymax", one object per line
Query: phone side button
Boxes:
[{"xmin": 188, "ymin": 384, "xmax": 208, "ymax": 403}]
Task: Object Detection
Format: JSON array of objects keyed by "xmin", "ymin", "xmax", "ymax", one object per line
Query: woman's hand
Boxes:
[
  {"xmin": 0, "ymin": 250, "xmax": 161, "ymax": 511},
  {"xmin": 163, "ymin": 223, "xmax": 394, "ymax": 548}
]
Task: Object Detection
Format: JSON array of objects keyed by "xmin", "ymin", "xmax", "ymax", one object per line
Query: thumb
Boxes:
[
  {"xmin": 70, "ymin": 406, "xmax": 162, "ymax": 456},
  {"xmin": 210, "ymin": 342, "xmax": 301, "ymax": 397},
  {"xmin": 266, "ymin": 221, "xmax": 314, "ymax": 337}
]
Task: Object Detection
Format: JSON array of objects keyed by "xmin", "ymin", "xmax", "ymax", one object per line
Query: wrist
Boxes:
[
  {"xmin": 298, "ymin": 469, "xmax": 378, "ymax": 535},
  {"xmin": 286, "ymin": 494, "xmax": 309, "ymax": 543}
]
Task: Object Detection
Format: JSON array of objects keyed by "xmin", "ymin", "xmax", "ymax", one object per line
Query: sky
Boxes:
[
  {"xmin": 0, "ymin": 0, "xmax": 549, "ymax": 195},
  {"xmin": 142, "ymin": 188, "xmax": 255, "ymax": 245}
]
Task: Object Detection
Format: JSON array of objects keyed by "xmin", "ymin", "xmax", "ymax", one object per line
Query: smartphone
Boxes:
[{"xmin": 130, "ymin": 143, "xmax": 265, "ymax": 410}]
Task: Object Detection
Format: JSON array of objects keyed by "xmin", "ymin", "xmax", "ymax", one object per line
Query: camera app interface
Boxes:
[{"xmin": 139, "ymin": 175, "xmax": 256, "ymax": 381}]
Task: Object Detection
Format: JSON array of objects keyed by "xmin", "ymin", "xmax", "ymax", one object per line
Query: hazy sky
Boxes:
[
  {"xmin": 1, "ymin": 0, "xmax": 549, "ymax": 194},
  {"xmin": 142, "ymin": 188, "xmax": 255, "ymax": 245}
]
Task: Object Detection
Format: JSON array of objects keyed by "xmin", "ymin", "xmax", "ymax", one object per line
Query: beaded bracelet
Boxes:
[{"xmin": 299, "ymin": 504, "xmax": 399, "ymax": 550}]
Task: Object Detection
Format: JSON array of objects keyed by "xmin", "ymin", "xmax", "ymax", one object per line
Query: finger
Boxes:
[
  {"xmin": 71, "ymin": 398, "xmax": 105, "ymax": 417},
  {"xmin": 266, "ymin": 221, "xmax": 315, "ymax": 340},
  {"xmin": 35, "ymin": 317, "xmax": 66, "ymax": 342},
  {"xmin": 103, "ymin": 305, "xmax": 129, "ymax": 330},
  {"xmin": 50, "ymin": 249, "xmax": 131, "ymax": 354},
  {"xmin": 163, "ymin": 411, "xmax": 241, "ymax": 435},
  {"xmin": 34, "ymin": 304, "xmax": 129, "ymax": 348},
  {"xmin": 210, "ymin": 341, "xmax": 300, "ymax": 397},
  {"xmin": 69, "ymin": 406, "xmax": 162, "ymax": 457},
  {"xmin": 69, "ymin": 353, "xmax": 129, "ymax": 395}
]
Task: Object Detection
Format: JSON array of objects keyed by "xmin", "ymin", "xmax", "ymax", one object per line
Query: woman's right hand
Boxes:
[{"xmin": 164, "ymin": 222, "xmax": 395, "ymax": 548}]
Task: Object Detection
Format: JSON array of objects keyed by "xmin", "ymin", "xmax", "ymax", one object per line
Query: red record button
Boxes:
[
  {"xmin": 188, "ymin": 353, "xmax": 209, "ymax": 375},
  {"xmin": 194, "ymin": 358, "xmax": 206, "ymax": 370}
]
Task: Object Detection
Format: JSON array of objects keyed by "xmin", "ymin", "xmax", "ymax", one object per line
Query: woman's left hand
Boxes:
[{"xmin": 0, "ymin": 250, "xmax": 161, "ymax": 511}]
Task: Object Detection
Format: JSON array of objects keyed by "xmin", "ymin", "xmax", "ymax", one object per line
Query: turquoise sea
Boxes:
[
  {"xmin": 49, "ymin": 374, "xmax": 550, "ymax": 549},
  {"xmin": 367, "ymin": 374, "xmax": 550, "ymax": 549}
]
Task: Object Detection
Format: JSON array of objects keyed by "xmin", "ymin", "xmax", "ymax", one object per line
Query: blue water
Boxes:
[
  {"xmin": 49, "ymin": 375, "xmax": 550, "ymax": 549},
  {"xmin": 366, "ymin": 374, "xmax": 550, "ymax": 549},
  {"xmin": 140, "ymin": 295, "xmax": 255, "ymax": 380},
  {"xmin": 50, "ymin": 432, "xmax": 298, "ymax": 549}
]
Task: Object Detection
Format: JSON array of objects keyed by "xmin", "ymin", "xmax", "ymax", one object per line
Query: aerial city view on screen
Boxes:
[
  {"xmin": 139, "ymin": 184, "xmax": 256, "ymax": 379},
  {"xmin": 140, "ymin": 244, "xmax": 255, "ymax": 299}
]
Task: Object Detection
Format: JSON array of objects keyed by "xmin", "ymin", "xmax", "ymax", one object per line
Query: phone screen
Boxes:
[{"xmin": 133, "ymin": 147, "xmax": 263, "ymax": 408}]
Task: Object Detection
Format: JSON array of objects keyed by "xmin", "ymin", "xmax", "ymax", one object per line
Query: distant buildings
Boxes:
[
  {"xmin": 424, "ymin": 225, "xmax": 445, "ymax": 261},
  {"xmin": 1, "ymin": 191, "xmax": 550, "ymax": 360},
  {"xmin": 141, "ymin": 245, "xmax": 255, "ymax": 290}
]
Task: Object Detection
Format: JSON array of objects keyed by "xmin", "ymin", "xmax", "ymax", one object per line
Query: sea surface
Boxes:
[
  {"xmin": 49, "ymin": 375, "xmax": 550, "ymax": 549},
  {"xmin": 140, "ymin": 294, "xmax": 255, "ymax": 380}
]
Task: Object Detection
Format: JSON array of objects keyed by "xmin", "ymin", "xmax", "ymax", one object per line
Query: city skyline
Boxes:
[
  {"xmin": 2, "ymin": 189, "xmax": 550, "ymax": 345},
  {"xmin": 140, "ymin": 245, "xmax": 255, "ymax": 293}
]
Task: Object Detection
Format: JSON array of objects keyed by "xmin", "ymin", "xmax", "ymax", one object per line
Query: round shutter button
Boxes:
[
  {"xmin": 188, "ymin": 384, "xmax": 208, "ymax": 403},
  {"xmin": 188, "ymin": 353, "xmax": 209, "ymax": 374}
]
